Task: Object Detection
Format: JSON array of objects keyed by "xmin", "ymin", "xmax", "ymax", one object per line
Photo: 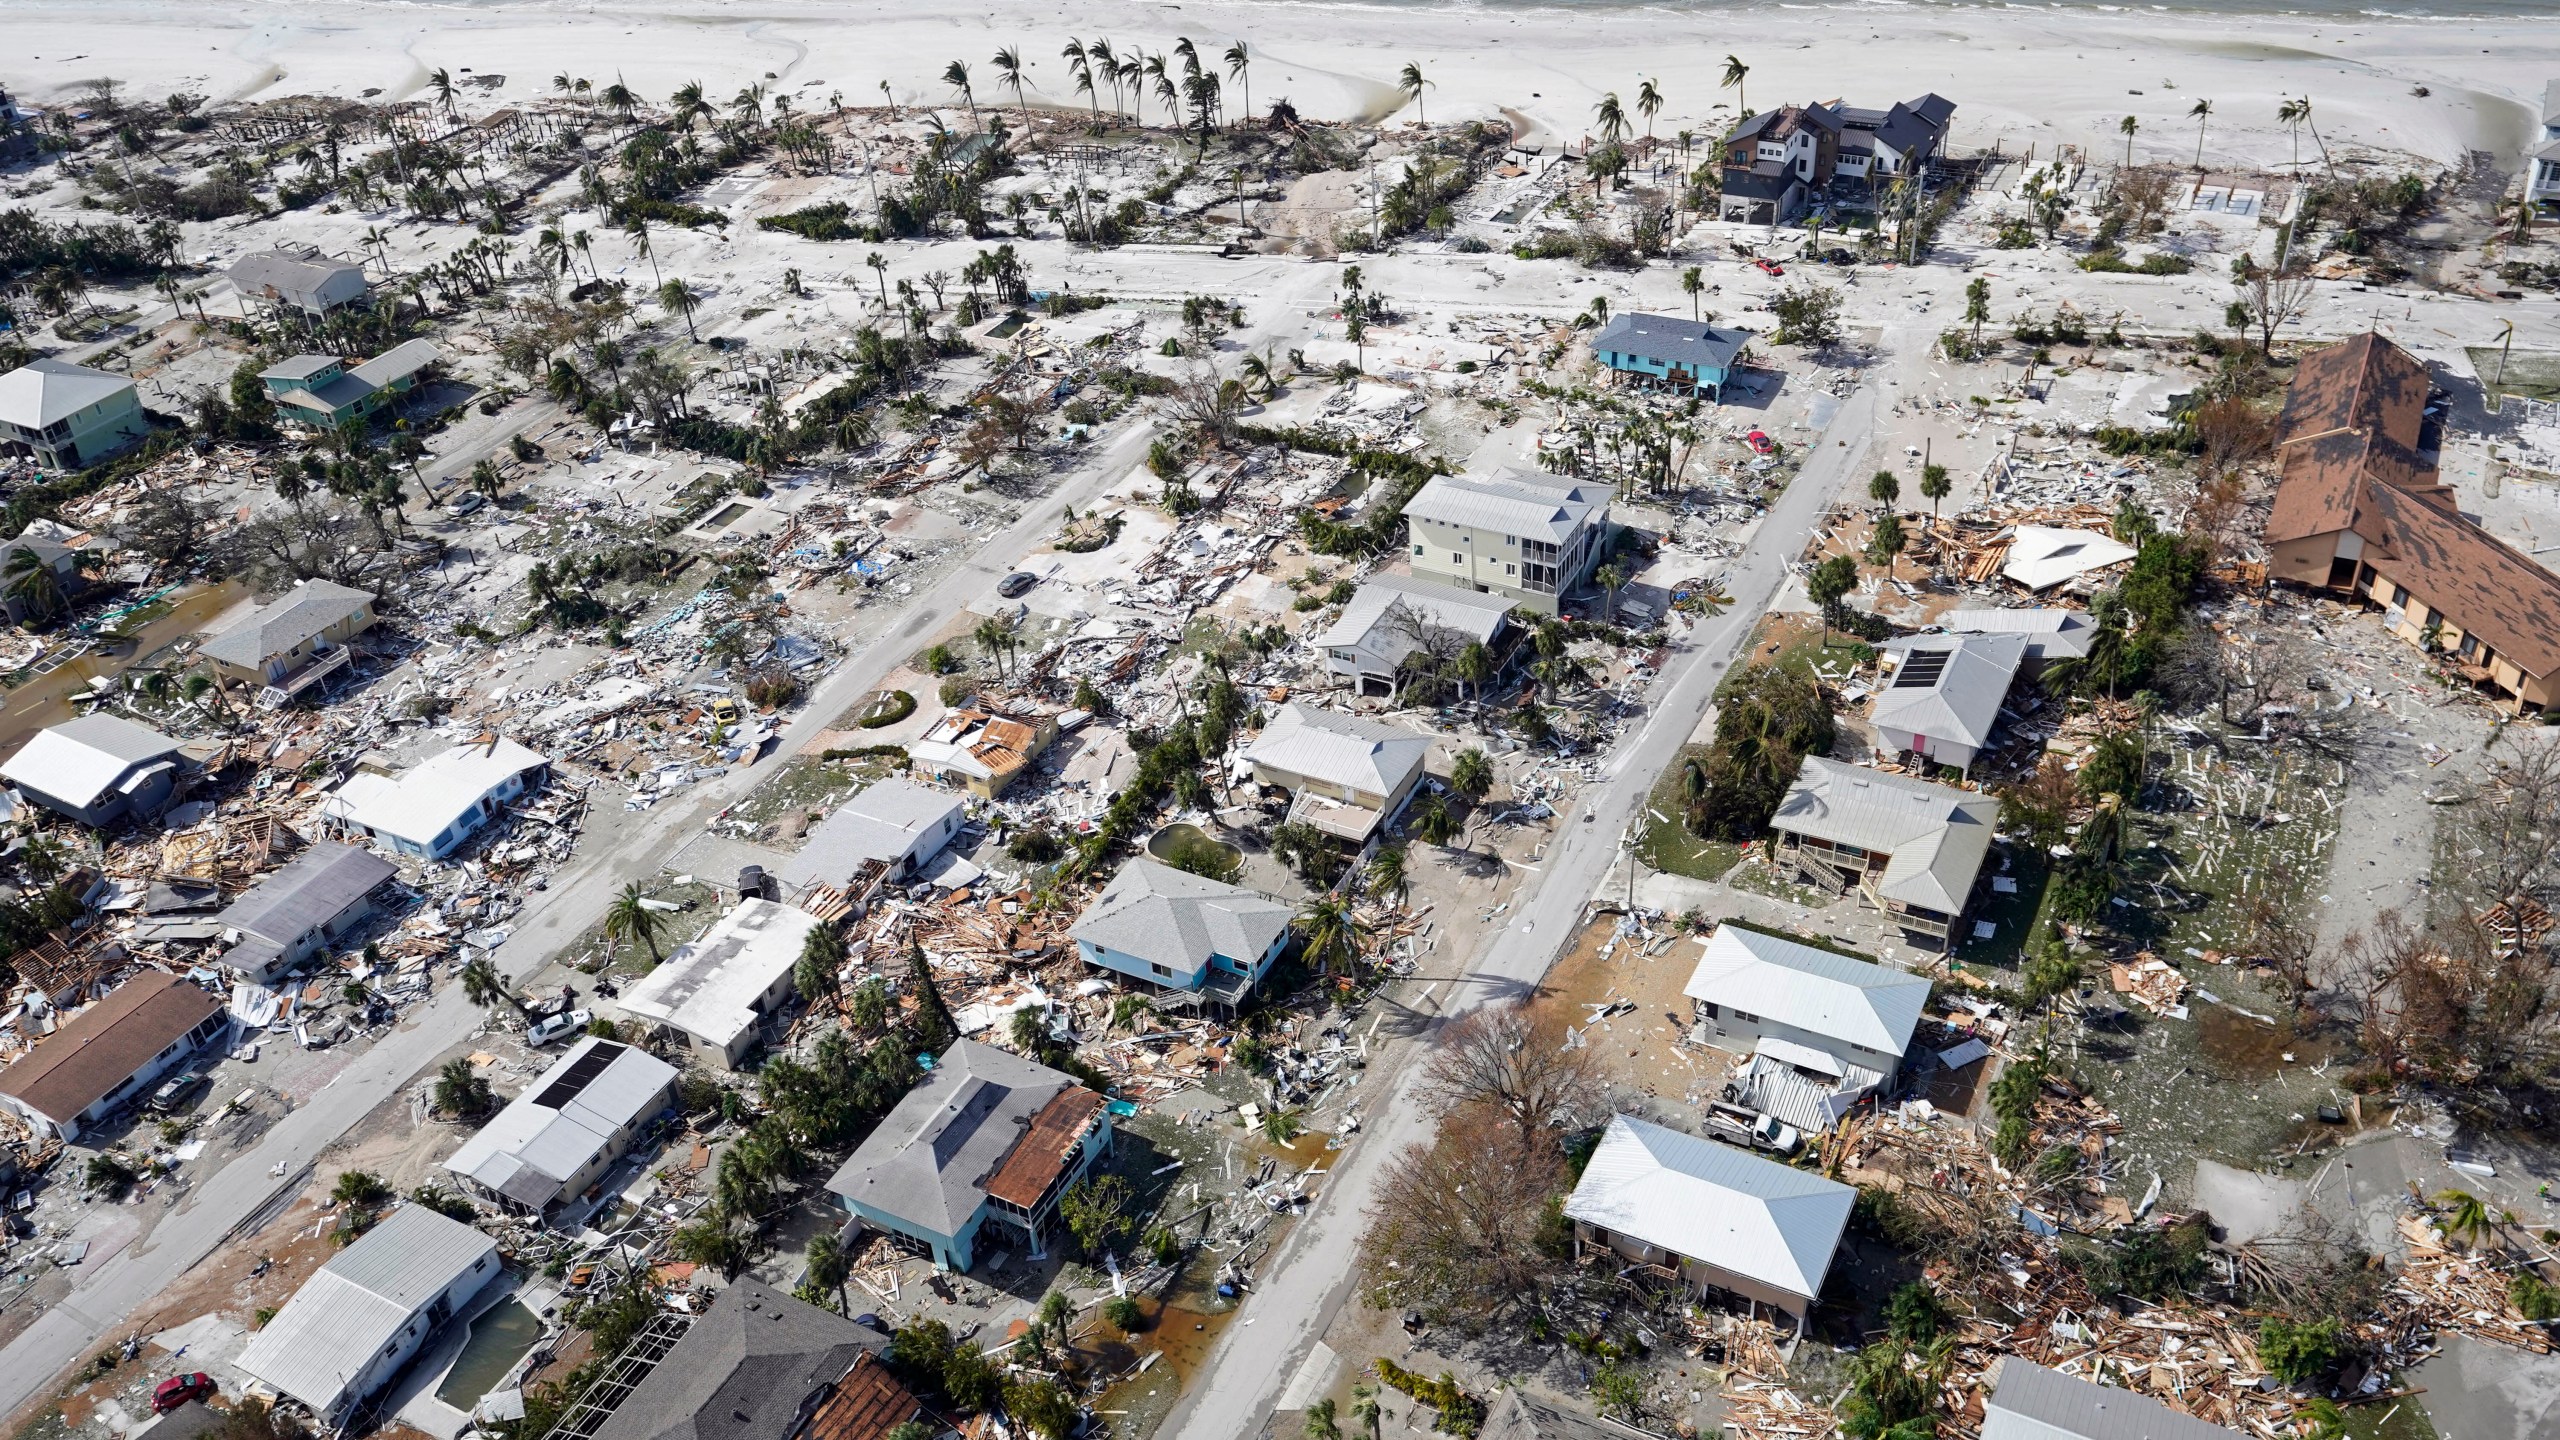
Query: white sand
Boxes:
[{"xmin": 6, "ymin": 0, "xmax": 2556, "ymax": 174}]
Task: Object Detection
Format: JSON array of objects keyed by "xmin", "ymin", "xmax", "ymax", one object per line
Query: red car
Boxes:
[
  {"xmin": 1744, "ymin": 430, "xmax": 1777, "ymax": 456},
  {"xmin": 1753, "ymin": 258, "xmax": 1786, "ymax": 277},
  {"xmin": 154, "ymin": 1375, "xmax": 216, "ymax": 1414}
]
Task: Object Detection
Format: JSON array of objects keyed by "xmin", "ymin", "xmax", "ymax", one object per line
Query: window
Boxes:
[
  {"xmin": 1450, "ymin": 552, "xmax": 1463, "ymax": 564},
  {"xmin": 1150, "ymin": 963, "xmax": 1172, "ymax": 978},
  {"xmin": 1412, "ymin": 543, "xmax": 1424, "ymax": 556},
  {"xmin": 1733, "ymin": 1009, "xmax": 1761, "ymax": 1023}
]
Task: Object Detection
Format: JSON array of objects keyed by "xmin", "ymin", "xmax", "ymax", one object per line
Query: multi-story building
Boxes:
[
  {"xmin": 0, "ymin": 359, "xmax": 151, "ymax": 472},
  {"xmin": 2530, "ymin": 80, "xmax": 2560, "ymax": 217},
  {"xmin": 1402, "ymin": 468, "xmax": 1610, "ymax": 614},
  {"xmin": 1717, "ymin": 94, "xmax": 1955, "ymax": 225},
  {"xmin": 1590, "ymin": 314, "xmax": 1752, "ymax": 401}
]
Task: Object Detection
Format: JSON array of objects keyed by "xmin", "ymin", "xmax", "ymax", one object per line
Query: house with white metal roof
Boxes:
[
  {"xmin": 1766, "ymin": 757, "xmax": 1999, "ymax": 952},
  {"xmin": 1313, "ymin": 574, "xmax": 1514, "ymax": 698},
  {"xmin": 217, "ymin": 840, "xmax": 399, "ymax": 981},
  {"xmin": 226, "ymin": 248, "xmax": 370, "ymax": 316},
  {"xmin": 2003, "ymin": 526, "xmax": 2138, "ymax": 593},
  {"xmin": 444, "ymin": 1037, "xmax": 678, "ymax": 1223},
  {"xmin": 780, "ymin": 777, "xmax": 965, "ymax": 891},
  {"xmin": 199, "ymin": 579, "xmax": 376, "ymax": 703},
  {"xmin": 1940, "ymin": 608, "xmax": 2098, "ymax": 669},
  {"xmin": 1981, "ymin": 1357, "xmax": 2241, "ymax": 1440},
  {"xmin": 1402, "ymin": 468, "xmax": 1610, "ymax": 614},
  {"xmin": 319, "ymin": 735, "xmax": 548, "ymax": 860},
  {"xmin": 1870, "ymin": 631, "xmax": 2029, "ymax": 773},
  {"xmin": 1242, "ymin": 703, "xmax": 1432, "ymax": 842},
  {"xmin": 1683, "ymin": 923, "xmax": 1929, "ymax": 1070},
  {"xmin": 0, "ymin": 358, "xmax": 151, "ymax": 472},
  {"xmin": 1564, "ymin": 1114, "xmax": 1853, "ymax": 1332},
  {"xmin": 1072, "ymin": 859, "xmax": 1293, "ymax": 1006},
  {"xmin": 1, "ymin": 715, "xmax": 185, "ymax": 827},
  {"xmin": 235, "ymin": 1203, "xmax": 503, "ymax": 1426},
  {"xmin": 614, "ymin": 898, "xmax": 822, "ymax": 1070}
]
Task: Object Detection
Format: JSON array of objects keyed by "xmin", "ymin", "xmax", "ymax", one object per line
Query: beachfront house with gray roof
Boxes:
[
  {"xmin": 1869, "ymin": 631, "xmax": 2029, "ymax": 774},
  {"xmin": 1314, "ymin": 573, "xmax": 1514, "ymax": 698},
  {"xmin": 217, "ymin": 840, "xmax": 399, "ymax": 981},
  {"xmin": 1939, "ymin": 608, "xmax": 2098, "ymax": 671},
  {"xmin": 1590, "ymin": 314, "xmax": 1751, "ymax": 401},
  {"xmin": 199, "ymin": 579, "xmax": 376, "ymax": 704},
  {"xmin": 234, "ymin": 1203, "xmax": 502, "ymax": 1427},
  {"xmin": 1402, "ymin": 467, "xmax": 1610, "ymax": 614},
  {"xmin": 1981, "ymin": 1357, "xmax": 2242, "ymax": 1440},
  {"xmin": 1072, "ymin": 859, "xmax": 1293, "ymax": 1006},
  {"xmin": 780, "ymin": 777, "xmax": 966, "ymax": 891},
  {"xmin": 260, "ymin": 339, "xmax": 438, "ymax": 431},
  {"xmin": 226, "ymin": 247, "xmax": 370, "ymax": 317},
  {"xmin": 615, "ymin": 898, "xmax": 822, "ymax": 1070},
  {"xmin": 1718, "ymin": 93, "xmax": 1954, "ymax": 224},
  {"xmin": 444, "ymin": 1036, "xmax": 678, "ymax": 1224},
  {"xmin": 824, "ymin": 1039, "xmax": 1111, "ymax": 1272},
  {"xmin": 1, "ymin": 715, "xmax": 185, "ymax": 828},
  {"xmin": 1243, "ymin": 702, "xmax": 1432, "ymax": 842},
  {"xmin": 1766, "ymin": 756, "xmax": 1998, "ymax": 952},
  {"xmin": 0, "ymin": 358, "xmax": 151, "ymax": 473},
  {"xmin": 1564, "ymin": 1114, "xmax": 1854, "ymax": 1333}
]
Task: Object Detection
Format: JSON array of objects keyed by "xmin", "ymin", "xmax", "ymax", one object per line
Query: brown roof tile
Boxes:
[
  {"xmin": 983, "ymin": 1087, "xmax": 1105, "ymax": 1210},
  {"xmin": 804, "ymin": 1354, "xmax": 923, "ymax": 1440},
  {"xmin": 0, "ymin": 972, "xmax": 221, "ymax": 1125},
  {"xmin": 2276, "ymin": 331, "xmax": 2431, "ymax": 452}
]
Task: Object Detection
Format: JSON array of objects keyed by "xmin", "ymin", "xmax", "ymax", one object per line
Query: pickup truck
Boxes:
[{"xmin": 1704, "ymin": 1101, "xmax": 1803, "ymax": 1156}]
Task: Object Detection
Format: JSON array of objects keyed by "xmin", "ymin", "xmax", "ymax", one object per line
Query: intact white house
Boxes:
[
  {"xmin": 1313, "ymin": 574, "xmax": 1513, "ymax": 698},
  {"xmin": 615, "ymin": 898, "xmax": 823, "ymax": 1069},
  {"xmin": 1402, "ymin": 468, "xmax": 1610, "ymax": 615},
  {"xmin": 1242, "ymin": 703, "xmax": 1432, "ymax": 843},
  {"xmin": 1, "ymin": 715, "xmax": 186, "ymax": 828},
  {"xmin": 319, "ymin": 736, "xmax": 548, "ymax": 860},
  {"xmin": 0, "ymin": 359, "xmax": 151, "ymax": 472},
  {"xmin": 444, "ymin": 1036, "xmax": 678, "ymax": 1224},
  {"xmin": 234, "ymin": 1204, "xmax": 503, "ymax": 1427},
  {"xmin": 781, "ymin": 777, "xmax": 966, "ymax": 892},
  {"xmin": 1869, "ymin": 632, "xmax": 2029, "ymax": 773},
  {"xmin": 2528, "ymin": 79, "xmax": 2559, "ymax": 216}
]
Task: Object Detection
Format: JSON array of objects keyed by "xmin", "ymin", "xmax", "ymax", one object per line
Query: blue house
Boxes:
[
  {"xmin": 1591, "ymin": 313, "xmax": 1752, "ymax": 400},
  {"xmin": 823, "ymin": 1040, "xmax": 1111, "ymax": 1272},
  {"xmin": 1071, "ymin": 858, "xmax": 1294, "ymax": 1007}
]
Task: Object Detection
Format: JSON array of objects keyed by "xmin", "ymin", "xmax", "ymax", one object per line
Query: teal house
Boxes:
[
  {"xmin": 824, "ymin": 1040, "xmax": 1111, "ymax": 1272},
  {"xmin": 1071, "ymin": 859, "xmax": 1293, "ymax": 1007},
  {"xmin": 1591, "ymin": 313, "xmax": 1750, "ymax": 400},
  {"xmin": 260, "ymin": 339, "xmax": 438, "ymax": 431}
]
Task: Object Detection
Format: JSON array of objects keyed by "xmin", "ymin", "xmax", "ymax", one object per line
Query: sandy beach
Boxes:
[{"xmin": 7, "ymin": 0, "xmax": 2559, "ymax": 177}]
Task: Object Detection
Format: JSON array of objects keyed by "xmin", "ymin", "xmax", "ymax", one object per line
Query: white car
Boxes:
[{"xmin": 528, "ymin": 1009, "xmax": 592, "ymax": 1046}]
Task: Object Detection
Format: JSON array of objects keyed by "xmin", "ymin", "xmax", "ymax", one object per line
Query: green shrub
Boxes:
[
  {"xmin": 2511, "ymin": 1271, "xmax": 2560, "ymax": 1321},
  {"xmin": 2257, "ymin": 1317, "xmax": 2347, "ymax": 1384},
  {"xmin": 757, "ymin": 203, "xmax": 860, "ymax": 241},
  {"xmin": 858, "ymin": 690, "xmax": 917, "ymax": 728}
]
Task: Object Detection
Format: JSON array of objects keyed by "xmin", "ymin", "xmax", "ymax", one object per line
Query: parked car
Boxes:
[
  {"xmin": 1753, "ymin": 257, "xmax": 1785, "ymax": 277},
  {"xmin": 147, "ymin": 1072, "xmax": 209, "ymax": 1114},
  {"xmin": 1743, "ymin": 430, "xmax": 1777, "ymax": 456},
  {"xmin": 528, "ymin": 1009, "xmax": 593, "ymax": 1047},
  {"xmin": 1704, "ymin": 1101, "xmax": 1803, "ymax": 1156},
  {"xmin": 1824, "ymin": 248, "xmax": 1858, "ymax": 266},
  {"xmin": 997, "ymin": 571, "xmax": 1040, "ymax": 598},
  {"xmin": 447, "ymin": 491, "xmax": 488, "ymax": 518},
  {"xmin": 154, "ymin": 1375, "xmax": 216, "ymax": 1414}
]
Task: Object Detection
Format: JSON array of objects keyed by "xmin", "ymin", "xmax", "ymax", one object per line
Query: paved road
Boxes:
[{"xmin": 1160, "ymin": 379, "xmax": 1885, "ymax": 1440}]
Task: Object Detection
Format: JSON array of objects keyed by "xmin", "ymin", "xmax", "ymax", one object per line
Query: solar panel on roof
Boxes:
[
  {"xmin": 533, "ymin": 1041, "xmax": 626, "ymax": 1109},
  {"xmin": 1891, "ymin": 650, "xmax": 1952, "ymax": 688}
]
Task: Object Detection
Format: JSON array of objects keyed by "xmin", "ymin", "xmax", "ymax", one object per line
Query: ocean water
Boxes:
[{"xmin": 1220, "ymin": 0, "xmax": 2560, "ymax": 18}]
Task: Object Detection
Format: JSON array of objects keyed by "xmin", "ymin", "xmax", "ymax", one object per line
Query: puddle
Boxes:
[
  {"xmin": 0, "ymin": 579, "xmax": 248, "ymax": 754},
  {"xmin": 434, "ymin": 1298, "xmax": 543, "ymax": 1408},
  {"xmin": 2193, "ymin": 994, "xmax": 2335, "ymax": 1081}
]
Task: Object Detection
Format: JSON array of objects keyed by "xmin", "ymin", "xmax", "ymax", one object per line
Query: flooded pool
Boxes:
[
  {"xmin": 434, "ymin": 1298, "xmax": 543, "ymax": 1408},
  {"xmin": 1146, "ymin": 824, "xmax": 1242, "ymax": 874}
]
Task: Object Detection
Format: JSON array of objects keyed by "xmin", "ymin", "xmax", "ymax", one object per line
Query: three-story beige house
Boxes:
[{"xmin": 1401, "ymin": 468, "xmax": 1610, "ymax": 615}]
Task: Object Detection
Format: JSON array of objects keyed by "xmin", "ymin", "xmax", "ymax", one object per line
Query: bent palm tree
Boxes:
[
  {"xmin": 604, "ymin": 882, "xmax": 666, "ymax": 964},
  {"xmin": 945, "ymin": 61, "xmax": 979, "ymax": 130},
  {"xmin": 2188, "ymin": 98, "xmax": 2213, "ymax": 169},
  {"xmin": 993, "ymin": 47, "xmax": 1031, "ymax": 127},
  {"xmin": 658, "ymin": 277, "xmax": 701, "ymax": 340},
  {"xmin": 1720, "ymin": 55, "xmax": 1750, "ymax": 122},
  {"xmin": 1225, "ymin": 42, "xmax": 1251, "ymax": 130},
  {"xmin": 3, "ymin": 548, "xmax": 64, "ymax": 624}
]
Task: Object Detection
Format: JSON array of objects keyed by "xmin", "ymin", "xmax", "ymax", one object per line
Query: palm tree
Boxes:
[
  {"xmin": 945, "ymin": 61, "xmax": 979, "ymax": 130},
  {"xmin": 802, "ymin": 1230, "xmax": 851, "ymax": 1314},
  {"xmin": 458, "ymin": 955, "xmax": 511, "ymax": 1010},
  {"xmin": 2118, "ymin": 114, "xmax": 2139, "ymax": 168},
  {"xmin": 1411, "ymin": 795, "xmax": 1461, "ymax": 848},
  {"xmin": 1062, "ymin": 40, "xmax": 1098, "ymax": 129},
  {"xmin": 1397, "ymin": 63, "xmax": 1431, "ymax": 126},
  {"xmin": 1345, "ymin": 311, "xmax": 1366, "ymax": 372},
  {"xmin": 1225, "ymin": 42, "xmax": 1252, "ymax": 131},
  {"xmin": 2293, "ymin": 95, "xmax": 2332, "ymax": 173},
  {"xmin": 1303, "ymin": 1396, "xmax": 1341, "ymax": 1440},
  {"xmin": 1349, "ymin": 1384, "xmax": 1384, "ymax": 1440},
  {"xmin": 1594, "ymin": 92, "xmax": 1629, "ymax": 147},
  {"xmin": 1595, "ymin": 562, "xmax": 1629, "ymax": 620},
  {"xmin": 1366, "ymin": 843, "xmax": 1407, "ymax": 899},
  {"xmin": 658, "ymin": 277, "xmax": 701, "ymax": 340},
  {"xmin": 3, "ymin": 548, "xmax": 64, "ymax": 624},
  {"xmin": 603, "ymin": 881, "xmax": 666, "ymax": 964},
  {"xmin": 1720, "ymin": 55, "xmax": 1750, "ymax": 122},
  {"xmin": 2187, "ymin": 98, "xmax": 2213, "ymax": 169},
  {"xmin": 1090, "ymin": 39, "xmax": 1122, "ymax": 122},
  {"xmin": 2435, "ymin": 1189, "xmax": 2495, "ymax": 1250},
  {"xmin": 796, "ymin": 925, "xmax": 847, "ymax": 1016},
  {"xmin": 1636, "ymin": 78, "xmax": 1664, "ymax": 149},
  {"xmin": 428, "ymin": 68, "xmax": 459, "ymax": 121},
  {"xmin": 2277, "ymin": 97, "xmax": 2309, "ymax": 171},
  {"xmin": 671, "ymin": 80, "xmax": 710, "ymax": 132},
  {"xmin": 1682, "ymin": 265, "xmax": 1705, "ymax": 321},
  {"xmin": 993, "ymin": 47, "xmax": 1031, "ymax": 128},
  {"xmin": 1296, "ymin": 895, "xmax": 1373, "ymax": 974},
  {"xmin": 1919, "ymin": 462, "xmax": 1952, "ymax": 527},
  {"xmin": 1455, "ymin": 640, "xmax": 1493, "ymax": 705},
  {"xmin": 865, "ymin": 251, "xmax": 889, "ymax": 308},
  {"xmin": 1449, "ymin": 747, "xmax": 1493, "ymax": 808}
]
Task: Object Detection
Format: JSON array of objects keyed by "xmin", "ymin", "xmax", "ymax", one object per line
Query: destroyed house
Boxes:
[
  {"xmin": 1314, "ymin": 573, "xmax": 1514, "ymax": 698},
  {"xmin": 615, "ymin": 898, "xmax": 823, "ymax": 1070},
  {"xmin": 0, "ymin": 971, "xmax": 227, "ymax": 1141},
  {"xmin": 0, "ymin": 524, "xmax": 86, "ymax": 625},
  {"xmin": 1242, "ymin": 703, "xmax": 1431, "ymax": 843},
  {"xmin": 2001, "ymin": 526, "xmax": 2137, "ymax": 593},
  {"xmin": 226, "ymin": 247, "xmax": 370, "ymax": 316},
  {"xmin": 1481, "ymin": 1391, "xmax": 1653, "ymax": 1440},
  {"xmin": 2265, "ymin": 332, "xmax": 2560, "ymax": 712},
  {"xmin": 1072, "ymin": 859, "xmax": 1293, "ymax": 1004},
  {"xmin": 234, "ymin": 1203, "xmax": 501, "ymax": 1427},
  {"xmin": 1766, "ymin": 757, "xmax": 1997, "ymax": 952},
  {"xmin": 587, "ymin": 1280, "xmax": 905, "ymax": 1440},
  {"xmin": 1, "ymin": 714, "xmax": 186, "ymax": 827},
  {"xmin": 260, "ymin": 339, "xmax": 437, "ymax": 430},
  {"xmin": 1589, "ymin": 313, "xmax": 1751, "ymax": 401},
  {"xmin": 1981, "ymin": 1356, "xmax": 2243, "ymax": 1440},
  {"xmin": 444, "ymin": 1036, "xmax": 678, "ymax": 1222},
  {"xmin": 320, "ymin": 735, "xmax": 548, "ymax": 860},
  {"xmin": 1564, "ymin": 1114, "xmax": 1853, "ymax": 1333},
  {"xmin": 198, "ymin": 579, "xmax": 375, "ymax": 702},
  {"xmin": 1403, "ymin": 467, "xmax": 1610, "ymax": 614},
  {"xmin": 1868, "ymin": 631, "xmax": 2028, "ymax": 773},
  {"xmin": 780, "ymin": 777, "xmax": 965, "ymax": 891},
  {"xmin": 906, "ymin": 706, "xmax": 1056, "ymax": 798},
  {"xmin": 217, "ymin": 840, "xmax": 399, "ymax": 981},
  {"xmin": 824, "ymin": 1039, "xmax": 1111, "ymax": 1272}
]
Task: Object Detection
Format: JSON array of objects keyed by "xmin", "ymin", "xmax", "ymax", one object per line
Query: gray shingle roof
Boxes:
[
  {"xmin": 226, "ymin": 250, "xmax": 367, "ymax": 311},
  {"xmin": 218, "ymin": 840, "xmax": 396, "ymax": 947},
  {"xmin": 1871, "ymin": 631, "xmax": 2028, "ymax": 754},
  {"xmin": 1982, "ymin": 1357, "xmax": 2241, "ymax": 1440},
  {"xmin": 1768, "ymin": 757, "xmax": 1998, "ymax": 914},
  {"xmin": 1312, "ymin": 574, "xmax": 1513, "ymax": 662},
  {"xmin": 199, "ymin": 580, "xmax": 373, "ymax": 669},
  {"xmin": 824, "ymin": 1039, "xmax": 1077, "ymax": 1242},
  {"xmin": 1591, "ymin": 313, "xmax": 1752, "ymax": 372},
  {"xmin": 1682, "ymin": 924, "xmax": 1929, "ymax": 1058},
  {"xmin": 589, "ymin": 1279, "xmax": 884, "ymax": 1440},
  {"xmin": 1071, "ymin": 859, "xmax": 1292, "ymax": 979},
  {"xmin": 348, "ymin": 338, "xmax": 438, "ymax": 388},
  {"xmin": 1564, "ymin": 1114, "xmax": 1853, "ymax": 1302}
]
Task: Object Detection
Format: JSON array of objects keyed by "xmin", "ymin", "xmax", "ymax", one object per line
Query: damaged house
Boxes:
[
  {"xmin": 1765, "ymin": 757, "xmax": 1998, "ymax": 953},
  {"xmin": 198, "ymin": 579, "xmax": 377, "ymax": 706},
  {"xmin": 780, "ymin": 778, "xmax": 966, "ymax": 892},
  {"xmin": 443, "ymin": 1036, "xmax": 678, "ymax": 1224},
  {"xmin": 1314, "ymin": 574, "xmax": 1514, "ymax": 699},
  {"xmin": 907, "ymin": 706, "xmax": 1057, "ymax": 799},
  {"xmin": 615, "ymin": 898, "xmax": 823, "ymax": 1070},
  {"xmin": 320, "ymin": 735, "xmax": 549, "ymax": 861},
  {"xmin": 215, "ymin": 839, "xmax": 399, "ymax": 982},
  {"xmin": 1242, "ymin": 703, "xmax": 1431, "ymax": 844},
  {"xmin": 2, "ymin": 715, "xmax": 186, "ymax": 828},
  {"xmin": 1071, "ymin": 858, "xmax": 1294, "ymax": 1006},
  {"xmin": 1683, "ymin": 923, "xmax": 1928, "ymax": 1132},
  {"xmin": 0, "ymin": 971, "xmax": 228, "ymax": 1141},
  {"xmin": 1868, "ymin": 632, "xmax": 2028, "ymax": 774}
]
